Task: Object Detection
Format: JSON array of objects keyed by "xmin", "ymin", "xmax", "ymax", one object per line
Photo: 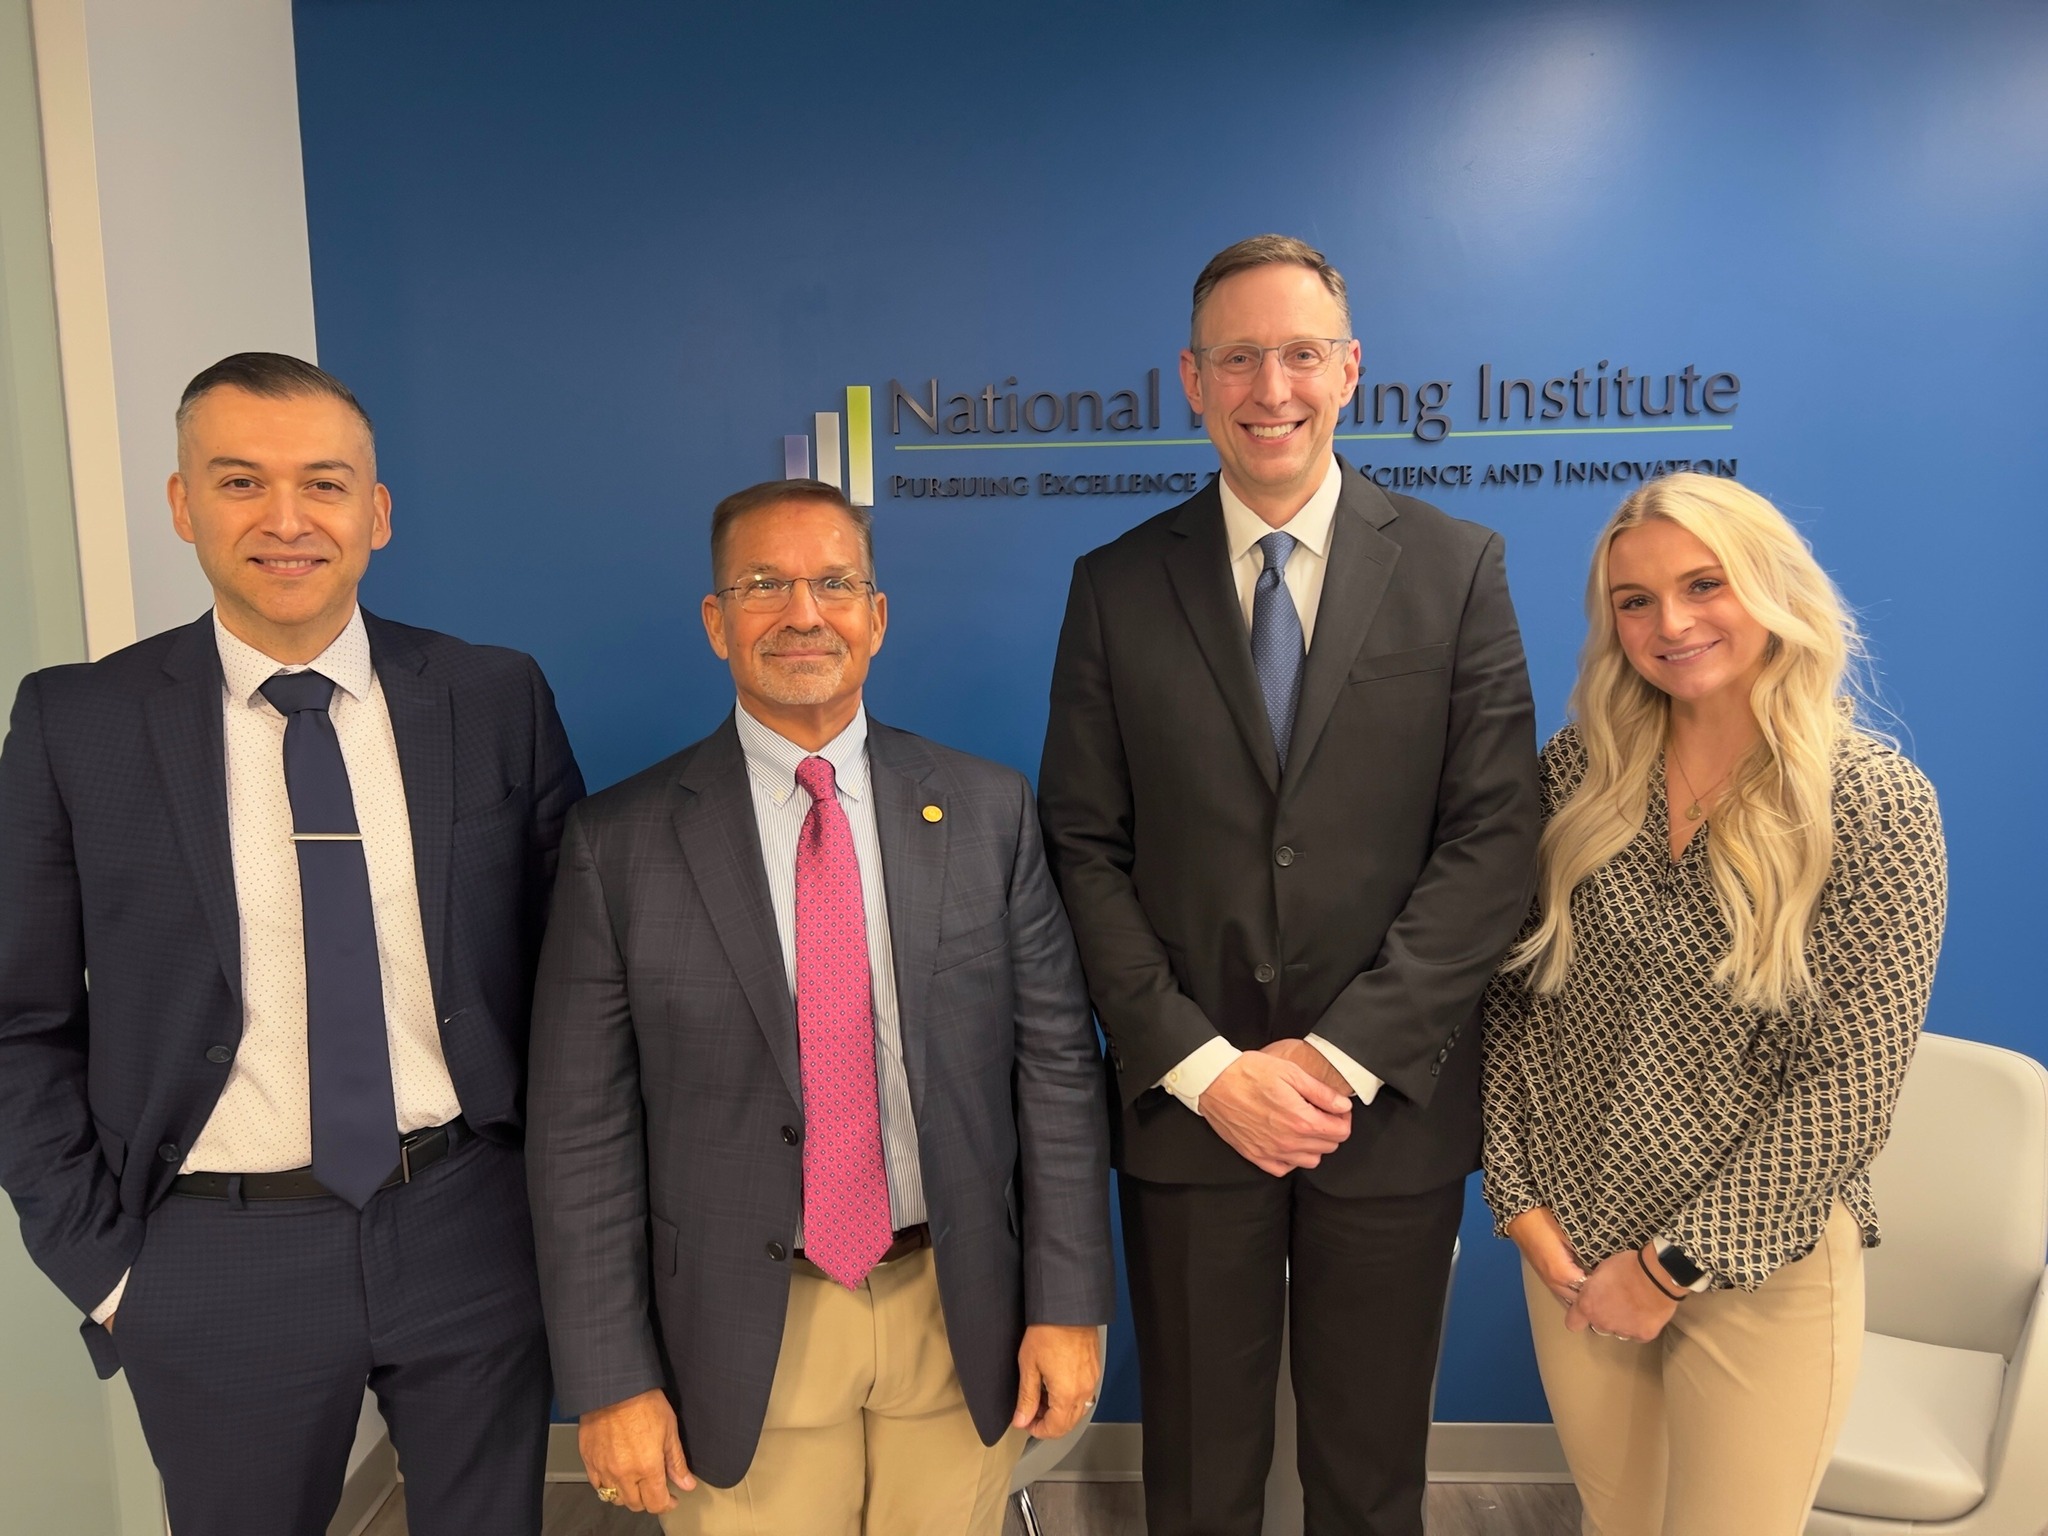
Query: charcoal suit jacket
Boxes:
[
  {"xmin": 0, "ymin": 610, "xmax": 584, "ymax": 1374},
  {"xmin": 526, "ymin": 713, "xmax": 1114, "ymax": 1488},
  {"xmin": 1038, "ymin": 457, "xmax": 1542, "ymax": 1195}
]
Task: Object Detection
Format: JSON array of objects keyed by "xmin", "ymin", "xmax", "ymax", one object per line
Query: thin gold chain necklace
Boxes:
[{"xmin": 1668, "ymin": 748, "xmax": 1733, "ymax": 822}]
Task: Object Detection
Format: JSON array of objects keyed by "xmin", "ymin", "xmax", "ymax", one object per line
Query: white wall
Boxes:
[
  {"xmin": 33, "ymin": 0, "xmax": 320, "ymax": 652},
  {"xmin": 0, "ymin": 5, "xmax": 155, "ymax": 1527}
]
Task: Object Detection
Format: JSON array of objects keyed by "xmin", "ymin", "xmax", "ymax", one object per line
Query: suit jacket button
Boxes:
[
  {"xmin": 205, "ymin": 1045, "xmax": 233, "ymax": 1065},
  {"xmin": 1254, "ymin": 963, "xmax": 1276, "ymax": 983},
  {"xmin": 158, "ymin": 1143, "xmax": 180, "ymax": 1162},
  {"xmin": 766, "ymin": 1241, "xmax": 788, "ymax": 1262},
  {"xmin": 1275, "ymin": 846, "xmax": 1295, "ymax": 867},
  {"xmin": 781, "ymin": 1126, "xmax": 800, "ymax": 1146}
]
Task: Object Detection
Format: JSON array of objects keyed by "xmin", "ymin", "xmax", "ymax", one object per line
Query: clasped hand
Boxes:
[
  {"xmin": 1567, "ymin": 1248, "xmax": 1680, "ymax": 1342},
  {"xmin": 1197, "ymin": 1042, "xmax": 1354, "ymax": 1176},
  {"xmin": 1506, "ymin": 1208, "xmax": 1679, "ymax": 1343}
]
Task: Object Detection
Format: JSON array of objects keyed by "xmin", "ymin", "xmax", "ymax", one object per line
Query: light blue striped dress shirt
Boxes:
[{"xmin": 733, "ymin": 703, "xmax": 927, "ymax": 1240}]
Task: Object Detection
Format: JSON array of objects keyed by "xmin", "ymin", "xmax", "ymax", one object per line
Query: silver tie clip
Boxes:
[{"xmin": 290, "ymin": 832, "xmax": 364, "ymax": 841}]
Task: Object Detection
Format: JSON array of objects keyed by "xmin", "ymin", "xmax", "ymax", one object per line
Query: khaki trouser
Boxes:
[
  {"xmin": 660, "ymin": 1245, "xmax": 1026, "ymax": 1536},
  {"xmin": 1524, "ymin": 1202, "xmax": 1864, "ymax": 1536}
]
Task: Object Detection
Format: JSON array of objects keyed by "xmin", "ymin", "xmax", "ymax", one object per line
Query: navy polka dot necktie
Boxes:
[{"xmin": 260, "ymin": 670, "xmax": 398, "ymax": 1208}]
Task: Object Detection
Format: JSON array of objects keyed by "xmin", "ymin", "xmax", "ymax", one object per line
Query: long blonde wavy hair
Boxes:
[{"xmin": 1511, "ymin": 473, "xmax": 1863, "ymax": 1014}]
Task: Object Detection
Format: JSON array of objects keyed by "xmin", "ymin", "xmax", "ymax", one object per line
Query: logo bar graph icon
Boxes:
[
  {"xmin": 813, "ymin": 412, "xmax": 842, "ymax": 490},
  {"xmin": 785, "ymin": 386, "xmax": 873, "ymax": 506}
]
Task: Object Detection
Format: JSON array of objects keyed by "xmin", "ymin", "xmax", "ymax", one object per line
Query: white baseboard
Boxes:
[
  {"xmin": 1425, "ymin": 1422, "xmax": 1572, "ymax": 1483},
  {"xmin": 547, "ymin": 1422, "xmax": 586, "ymax": 1481},
  {"xmin": 539, "ymin": 1419, "xmax": 1570, "ymax": 1487},
  {"xmin": 1038, "ymin": 1420, "xmax": 1141, "ymax": 1481},
  {"xmin": 329, "ymin": 1433, "xmax": 397, "ymax": 1536}
]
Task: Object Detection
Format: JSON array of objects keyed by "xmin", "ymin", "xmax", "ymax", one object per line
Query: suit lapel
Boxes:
[
  {"xmin": 147, "ymin": 617, "xmax": 243, "ymax": 1008},
  {"xmin": 1165, "ymin": 485, "xmax": 1281, "ymax": 792},
  {"xmin": 366, "ymin": 614, "xmax": 455, "ymax": 1009},
  {"xmin": 1283, "ymin": 462, "xmax": 1402, "ymax": 794},
  {"xmin": 867, "ymin": 723, "xmax": 943, "ymax": 1120},
  {"xmin": 673, "ymin": 720, "xmax": 804, "ymax": 1106}
]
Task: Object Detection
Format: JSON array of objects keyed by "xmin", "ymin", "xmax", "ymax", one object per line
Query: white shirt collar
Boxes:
[
  {"xmin": 213, "ymin": 606, "xmax": 374, "ymax": 710},
  {"xmin": 1218, "ymin": 456, "xmax": 1343, "ymax": 565},
  {"xmin": 733, "ymin": 701, "xmax": 872, "ymax": 807}
]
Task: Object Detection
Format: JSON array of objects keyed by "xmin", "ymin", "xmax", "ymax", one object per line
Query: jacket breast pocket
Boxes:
[
  {"xmin": 1349, "ymin": 642, "xmax": 1450, "ymax": 684},
  {"xmin": 934, "ymin": 911, "xmax": 1008, "ymax": 973},
  {"xmin": 453, "ymin": 781, "xmax": 529, "ymax": 828}
]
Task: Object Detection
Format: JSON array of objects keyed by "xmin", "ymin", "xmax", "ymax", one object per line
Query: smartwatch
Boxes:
[{"xmin": 1652, "ymin": 1237, "xmax": 1713, "ymax": 1293}]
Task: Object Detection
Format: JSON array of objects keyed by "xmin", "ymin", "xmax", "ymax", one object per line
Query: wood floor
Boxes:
[{"xmin": 360, "ymin": 1478, "xmax": 1584, "ymax": 1534}]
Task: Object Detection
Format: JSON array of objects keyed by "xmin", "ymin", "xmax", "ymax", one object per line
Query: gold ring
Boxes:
[{"xmin": 595, "ymin": 1486, "xmax": 622, "ymax": 1505}]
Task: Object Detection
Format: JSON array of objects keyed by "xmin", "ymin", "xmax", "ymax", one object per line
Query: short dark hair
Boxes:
[
  {"xmin": 1189, "ymin": 234, "xmax": 1351, "ymax": 346},
  {"xmin": 176, "ymin": 352, "xmax": 374, "ymax": 441},
  {"xmin": 710, "ymin": 479, "xmax": 875, "ymax": 588}
]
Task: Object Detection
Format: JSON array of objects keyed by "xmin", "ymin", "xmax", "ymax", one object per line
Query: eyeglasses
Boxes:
[
  {"xmin": 1193, "ymin": 337, "xmax": 1353, "ymax": 380},
  {"xmin": 715, "ymin": 574, "xmax": 877, "ymax": 612}
]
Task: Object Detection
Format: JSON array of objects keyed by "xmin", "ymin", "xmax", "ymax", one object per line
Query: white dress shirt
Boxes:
[
  {"xmin": 734, "ymin": 702, "xmax": 927, "ymax": 1240},
  {"xmin": 94, "ymin": 607, "xmax": 460, "ymax": 1322},
  {"xmin": 1156, "ymin": 459, "xmax": 1385, "ymax": 1116}
]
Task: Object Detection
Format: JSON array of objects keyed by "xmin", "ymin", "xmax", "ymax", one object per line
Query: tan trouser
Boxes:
[
  {"xmin": 660, "ymin": 1246, "xmax": 1026, "ymax": 1536},
  {"xmin": 1524, "ymin": 1202, "xmax": 1864, "ymax": 1536}
]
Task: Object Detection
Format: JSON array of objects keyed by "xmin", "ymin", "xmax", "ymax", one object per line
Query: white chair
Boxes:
[
  {"xmin": 1807, "ymin": 1032, "xmax": 2048, "ymax": 1534},
  {"xmin": 1009, "ymin": 1324, "xmax": 1110, "ymax": 1536}
]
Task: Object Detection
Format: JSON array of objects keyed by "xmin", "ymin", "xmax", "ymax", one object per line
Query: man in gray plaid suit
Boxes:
[{"xmin": 527, "ymin": 478, "xmax": 1114, "ymax": 1534}]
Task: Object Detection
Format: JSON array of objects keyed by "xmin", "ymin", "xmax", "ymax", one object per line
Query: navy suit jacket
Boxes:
[
  {"xmin": 0, "ymin": 610, "xmax": 584, "ymax": 1374},
  {"xmin": 526, "ymin": 715, "xmax": 1114, "ymax": 1488}
]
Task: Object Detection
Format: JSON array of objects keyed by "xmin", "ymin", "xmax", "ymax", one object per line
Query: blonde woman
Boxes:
[{"xmin": 1482, "ymin": 473, "xmax": 1947, "ymax": 1535}]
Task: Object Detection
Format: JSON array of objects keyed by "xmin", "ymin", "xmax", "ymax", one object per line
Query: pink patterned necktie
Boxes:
[{"xmin": 792, "ymin": 755, "xmax": 894, "ymax": 1288}]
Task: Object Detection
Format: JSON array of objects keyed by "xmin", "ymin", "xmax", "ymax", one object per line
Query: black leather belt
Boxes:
[
  {"xmin": 169, "ymin": 1117, "xmax": 474, "ymax": 1201},
  {"xmin": 793, "ymin": 1223, "xmax": 930, "ymax": 1276}
]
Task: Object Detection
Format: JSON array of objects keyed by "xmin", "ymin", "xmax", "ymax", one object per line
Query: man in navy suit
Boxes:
[{"xmin": 0, "ymin": 354, "xmax": 584, "ymax": 1536}]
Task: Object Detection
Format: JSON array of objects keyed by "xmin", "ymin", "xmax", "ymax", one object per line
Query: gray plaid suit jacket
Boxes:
[{"xmin": 526, "ymin": 713, "xmax": 1114, "ymax": 1488}]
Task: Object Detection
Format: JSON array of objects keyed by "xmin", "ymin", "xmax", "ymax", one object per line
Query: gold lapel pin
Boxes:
[{"xmin": 921, "ymin": 804, "xmax": 944, "ymax": 823}]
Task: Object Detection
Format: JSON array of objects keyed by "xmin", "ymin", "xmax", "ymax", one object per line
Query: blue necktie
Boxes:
[
  {"xmin": 260, "ymin": 671, "xmax": 398, "ymax": 1208},
  {"xmin": 1252, "ymin": 531, "xmax": 1306, "ymax": 769}
]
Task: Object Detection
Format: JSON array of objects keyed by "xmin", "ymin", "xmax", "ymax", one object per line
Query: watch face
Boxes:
[{"xmin": 1657, "ymin": 1243, "xmax": 1707, "ymax": 1288}]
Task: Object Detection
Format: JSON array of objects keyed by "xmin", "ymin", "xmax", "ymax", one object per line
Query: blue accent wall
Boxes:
[{"xmin": 293, "ymin": 0, "xmax": 2048, "ymax": 1425}]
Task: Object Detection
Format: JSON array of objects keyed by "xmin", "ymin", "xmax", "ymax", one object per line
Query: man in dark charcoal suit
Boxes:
[
  {"xmin": 0, "ymin": 354, "xmax": 584, "ymax": 1536},
  {"xmin": 527, "ymin": 478, "xmax": 1113, "ymax": 1534},
  {"xmin": 1038, "ymin": 237, "xmax": 1543, "ymax": 1536}
]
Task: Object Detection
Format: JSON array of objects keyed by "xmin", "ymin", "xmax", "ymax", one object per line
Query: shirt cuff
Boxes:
[
  {"xmin": 1304, "ymin": 1034, "xmax": 1383, "ymax": 1104},
  {"xmin": 1157, "ymin": 1038, "xmax": 1243, "ymax": 1115},
  {"xmin": 91, "ymin": 1270, "xmax": 129, "ymax": 1326}
]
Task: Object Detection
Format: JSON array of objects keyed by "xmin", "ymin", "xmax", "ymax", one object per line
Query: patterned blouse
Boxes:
[{"xmin": 1481, "ymin": 726, "xmax": 1947, "ymax": 1292}]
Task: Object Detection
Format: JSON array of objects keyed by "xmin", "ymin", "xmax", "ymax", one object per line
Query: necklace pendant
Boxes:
[{"xmin": 1685, "ymin": 801, "xmax": 1704, "ymax": 821}]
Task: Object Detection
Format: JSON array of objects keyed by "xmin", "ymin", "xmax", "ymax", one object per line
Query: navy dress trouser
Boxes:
[{"xmin": 113, "ymin": 1135, "xmax": 551, "ymax": 1536}]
